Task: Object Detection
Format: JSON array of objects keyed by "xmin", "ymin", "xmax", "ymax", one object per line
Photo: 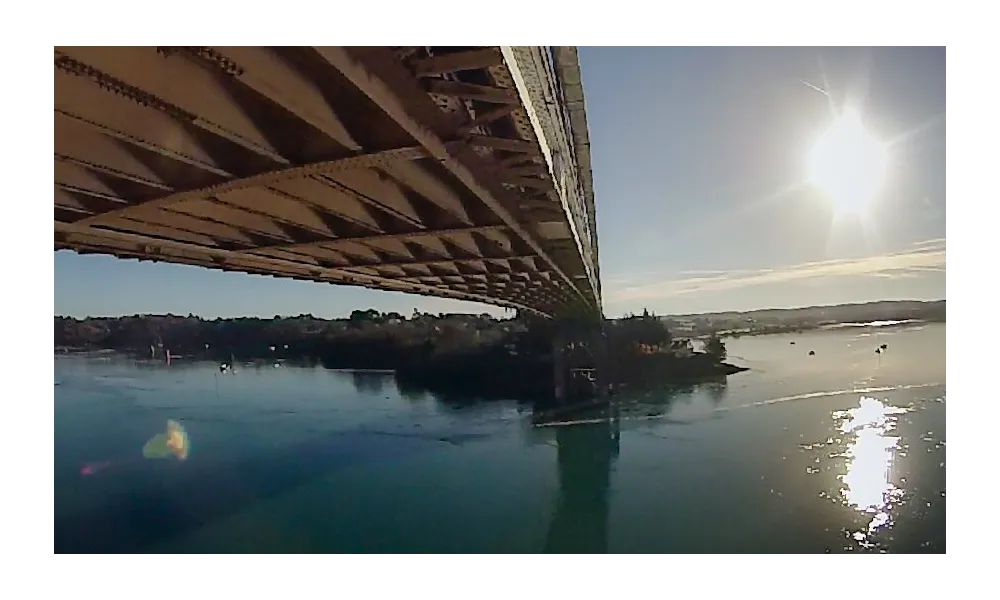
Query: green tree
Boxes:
[
  {"xmin": 350, "ymin": 308, "xmax": 381, "ymax": 322},
  {"xmin": 704, "ymin": 334, "xmax": 727, "ymax": 361},
  {"xmin": 616, "ymin": 308, "xmax": 671, "ymax": 348}
]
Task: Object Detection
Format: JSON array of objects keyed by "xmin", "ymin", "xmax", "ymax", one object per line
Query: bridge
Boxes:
[{"xmin": 54, "ymin": 47, "xmax": 602, "ymax": 318}]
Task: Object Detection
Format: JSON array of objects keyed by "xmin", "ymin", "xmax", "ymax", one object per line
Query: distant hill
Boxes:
[{"xmin": 664, "ymin": 300, "xmax": 945, "ymax": 323}]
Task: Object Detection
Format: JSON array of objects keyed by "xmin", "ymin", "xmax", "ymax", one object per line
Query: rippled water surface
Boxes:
[{"xmin": 54, "ymin": 323, "xmax": 945, "ymax": 553}]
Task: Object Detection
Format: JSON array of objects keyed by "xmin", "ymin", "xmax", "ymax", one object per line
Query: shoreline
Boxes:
[
  {"xmin": 55, "ymin": 318, "xmax": 940, "ymax": 402},
  {"xmin": 55, "ymin": 347, "xmax": 750, "ymax": 401},
  {"xmin": 56, "ymin": 316, "xmax": 941, "ymax": 356},
  {"xmin": 718, "ymin": 318, "xmax": 938, "ymax": 339}
]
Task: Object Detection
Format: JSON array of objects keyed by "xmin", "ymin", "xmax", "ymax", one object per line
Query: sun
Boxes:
[{"xmin": 807, "ymin": 108, "xmax": 888, "ymax": 214}]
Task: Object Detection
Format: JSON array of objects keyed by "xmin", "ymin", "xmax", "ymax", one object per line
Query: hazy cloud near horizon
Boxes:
[{"xmin": 605, "ymin": 238, "xmax": 945, "ymax": 307}]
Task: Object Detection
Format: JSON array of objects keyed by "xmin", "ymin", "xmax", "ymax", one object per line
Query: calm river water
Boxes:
[{"xmin": 54, "ymin": 323, "xmax": 945, "ymax": 553}]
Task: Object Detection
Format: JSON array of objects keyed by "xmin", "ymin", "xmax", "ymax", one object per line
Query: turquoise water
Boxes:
[{"xmin": 54, "ymin": 323, "xmax": 945, "ymax": 553}]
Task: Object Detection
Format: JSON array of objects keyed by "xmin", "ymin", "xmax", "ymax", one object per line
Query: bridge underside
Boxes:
[{"xmin": 53, "ymin": 46, "xmax": 600, "ymax": 317}]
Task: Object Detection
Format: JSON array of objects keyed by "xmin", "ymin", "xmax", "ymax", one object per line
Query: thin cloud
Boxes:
[
  {"xmin": 677, "ymin": 268, "xmax": 761, "ymax": 277},
  {"xmin": 910, "ymin": 237, "xmax": 946, "ymax": 249},
  {"xmin": 607, "ymin": 239, "xmax": 945, "ymax": 304}
]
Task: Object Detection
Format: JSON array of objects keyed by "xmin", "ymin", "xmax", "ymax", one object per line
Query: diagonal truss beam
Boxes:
[
  {"xmin": 424, "ymin": 80, "xmax": 518, "ymax": 105},
  {"xmin": 75, "ymin": 146, "xmax": 433, "ymax": 226},
  {"xmin": 312, "ymin": 47, "xmax": 589, "ymax": 309},
  {"xmin": 457, "ymin": 105, "xmax": 517, "ymax": 136},
  {"xmin": 55, "ymin": 220, "xmax": 546, "ymax": 316}
]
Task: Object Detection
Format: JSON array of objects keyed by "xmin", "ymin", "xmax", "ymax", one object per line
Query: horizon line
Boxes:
[{"xmin": 55, "ymin": 297, "xmax": 946, "ymax": 321}]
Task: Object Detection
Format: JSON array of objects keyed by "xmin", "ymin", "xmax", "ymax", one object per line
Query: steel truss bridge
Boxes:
[{"xmin": 54, "ymin": 47, "xmax": 601, "ymax": 317}]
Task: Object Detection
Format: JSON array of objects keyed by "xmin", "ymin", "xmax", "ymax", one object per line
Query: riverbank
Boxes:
[
  {"xmin": 55, "ymin": 311, "xmax": 750, "ymax": 399},
  {"xmin": 63, "ymin": 345, "xmax": 748, "ymax": 402}
]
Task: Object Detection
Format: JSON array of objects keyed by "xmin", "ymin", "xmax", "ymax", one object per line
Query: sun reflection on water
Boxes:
[{"xmin": 833, "ymin": 396, "xmax": 910, "ymax": 542}]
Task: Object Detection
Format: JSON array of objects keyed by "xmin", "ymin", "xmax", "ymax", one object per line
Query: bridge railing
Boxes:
[{"xmin": 500, "ymin": 47, "xmax": 601, "ymax": 310}]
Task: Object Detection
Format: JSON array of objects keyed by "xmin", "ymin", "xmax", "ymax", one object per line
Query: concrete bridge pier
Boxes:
[
  {"xmin": 551, "ymin": 318, "xmax": 608, "ymax": 402},
  {"xmin": 553, "ymin": 331, "xmax": 567, "ymax": 401}
]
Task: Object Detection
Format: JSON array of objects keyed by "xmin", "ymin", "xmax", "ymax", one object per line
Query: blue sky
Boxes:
[{"xmin": 54, "ymin": 47, "xmax": 945, "ymax": 319}]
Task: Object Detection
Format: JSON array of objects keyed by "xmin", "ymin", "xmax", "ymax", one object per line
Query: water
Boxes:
[{"xmin": 54, "ymin": 323, "xmax": 945, "ymax": 553}]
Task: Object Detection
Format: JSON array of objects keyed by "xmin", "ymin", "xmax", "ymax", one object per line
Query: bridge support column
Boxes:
[
  {"xmin": 553, "ymin": 330, "xmax": 567, "ymax": 402},
  {"xmin": 548, "ymin": 316, "xmax": 609, "ymax": 403},
  {"xmin": 594, "ymin": 326, "xmax": 610, "ymax": 399}
]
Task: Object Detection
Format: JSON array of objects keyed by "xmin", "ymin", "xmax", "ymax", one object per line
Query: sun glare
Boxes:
[{"xmin": 807, "ymin": 108, "xmax": 888, "ymax": 214}]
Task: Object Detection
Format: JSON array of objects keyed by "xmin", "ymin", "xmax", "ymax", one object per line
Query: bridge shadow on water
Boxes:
[
  {"xmin": 350, "ymin": 370, "xmax": 388, "ymax": 396},
  {"xmin": 55, "ymin": 368, "xmax": 719, "ymax": 553},
  {"xmin": 543, "ymin": 411, "xmax": 620, "ymax": 553},
  {"xmin": 536, "ymin": 378, "xmax": 727, "ymax": 553}
]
